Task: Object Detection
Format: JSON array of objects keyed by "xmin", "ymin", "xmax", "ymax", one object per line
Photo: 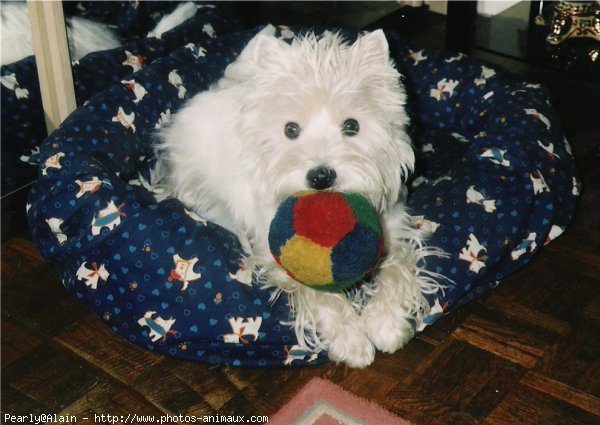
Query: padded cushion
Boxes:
[
  {"xmin": 385, "ymin": 34, "xmax": 580, "ymax": 319},
  {"xmin": 27, "ymin": 27, "xmax": 580, "ymax": 367}
]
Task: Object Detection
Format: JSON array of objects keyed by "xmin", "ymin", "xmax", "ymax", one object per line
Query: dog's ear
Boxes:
[
  {"xmin": 224, "ymin": 28, "xmax": 289, "ymax": 82},
  {"xmin": 250, "ymin": 33, "xmax": 290, "ymax": 69},
  {"xmin": 354, "ymin": 29, "xmax": 390, "ymax": 67},
  {"xmin": 236, "ymin": 25, "xmax": 278, "ymax": 64}
]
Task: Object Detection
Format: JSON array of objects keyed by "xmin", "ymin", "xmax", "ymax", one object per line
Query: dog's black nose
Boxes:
[{"xmin": 306, "ymin": 166, "xmax": 337, "ymax": 190}]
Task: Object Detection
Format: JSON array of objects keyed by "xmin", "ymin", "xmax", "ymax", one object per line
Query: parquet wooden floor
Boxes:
[{"xmin": 2, "ymin": 8, "xmax": 599, "ymax": 425}]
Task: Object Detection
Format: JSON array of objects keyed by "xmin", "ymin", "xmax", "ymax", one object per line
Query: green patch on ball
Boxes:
[{"xmin": 268, "ymin": 190, "xmax": 384, "ymax": 292}]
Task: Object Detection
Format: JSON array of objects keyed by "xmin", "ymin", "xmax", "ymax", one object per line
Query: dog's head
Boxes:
[{"xmin": 225, "ymin": 27, "xmax": 414, "ymax": 213}]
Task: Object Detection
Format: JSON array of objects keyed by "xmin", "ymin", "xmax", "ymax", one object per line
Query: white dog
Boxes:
[{"xmin": 155, "ymin": 26, "xmax": 442, "ymax": 367}]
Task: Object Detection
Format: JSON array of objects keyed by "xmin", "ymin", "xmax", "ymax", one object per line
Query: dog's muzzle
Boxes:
[{"xmin": 306, "ymin": 166, "xmax": 337, "ymax": 190}]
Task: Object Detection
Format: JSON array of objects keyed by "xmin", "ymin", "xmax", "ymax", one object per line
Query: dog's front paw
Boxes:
[
  {"xmin": 362, "ymin": 301, "xmax": 415, "ymax": 354},
  {"xmin": 327, "ymin": 331, "xmax": 375, "ymax": 368}
]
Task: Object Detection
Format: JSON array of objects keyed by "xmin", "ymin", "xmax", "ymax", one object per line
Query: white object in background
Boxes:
[
  {"xmin": 425, "ymin": 1, "xmax": 448, "ymax": 15},
  {"xmin": 477, "ymin": 0, "xmax": 522, "ymax": 17},
  {"xmin": 398, "ymin": 1, "xmax": 448, "ymax": 15}
]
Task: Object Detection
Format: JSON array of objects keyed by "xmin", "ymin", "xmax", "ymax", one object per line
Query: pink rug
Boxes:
[{"xmin": 269, "ymin": 377, "xmax": 413, "ymax": 425}]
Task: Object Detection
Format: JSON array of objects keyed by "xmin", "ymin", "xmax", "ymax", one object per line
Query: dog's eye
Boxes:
[
  {"xmin": 342, "ymin": 118, "xmax": 359, "ymax": 136},
  {"xmin": 284, "ymin": 122, "xmax": 301, "ymax": 139}
]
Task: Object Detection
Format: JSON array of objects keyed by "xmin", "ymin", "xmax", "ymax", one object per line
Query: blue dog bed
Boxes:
[{"xmin": 27, "ymin": 27, "xmax": 580, "ymax": 367}]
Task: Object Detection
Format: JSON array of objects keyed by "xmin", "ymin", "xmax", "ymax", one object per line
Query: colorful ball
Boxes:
[{"xmin": 268, "ymin": 191, "xmax": 384, "ymax": 292}]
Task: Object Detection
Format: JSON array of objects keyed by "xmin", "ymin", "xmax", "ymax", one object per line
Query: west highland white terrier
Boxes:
[{"xmin": 155, "ymin": 25, "xmax": 441, "ymax": 367}]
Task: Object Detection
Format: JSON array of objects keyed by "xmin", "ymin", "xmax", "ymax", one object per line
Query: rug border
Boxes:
[{"xmin": 269, "ymin": 377, "xmax": 413, "ymax": 425}]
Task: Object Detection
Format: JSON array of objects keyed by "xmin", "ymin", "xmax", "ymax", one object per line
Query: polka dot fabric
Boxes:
[
  {"xmin": 27, "ymin": 27, "xmax": 580, "ymax": 366},
  {"xmin": 385, "ymin": 33, "xmax": 580, "ymax": 319}
]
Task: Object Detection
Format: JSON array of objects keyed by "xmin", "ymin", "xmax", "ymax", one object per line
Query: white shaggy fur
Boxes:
[
  {"xmin": 148, "ymin": 2, "xmax": 200, "ymax": 39},
  {"xmin": 155, "ymin": 26, "xmax": 441, "ymax": 367}
]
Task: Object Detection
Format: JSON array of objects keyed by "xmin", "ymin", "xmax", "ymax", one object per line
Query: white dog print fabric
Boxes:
[{"xmin": 27, "ymin": 26, "xmax": 580, "ymax": 367}]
